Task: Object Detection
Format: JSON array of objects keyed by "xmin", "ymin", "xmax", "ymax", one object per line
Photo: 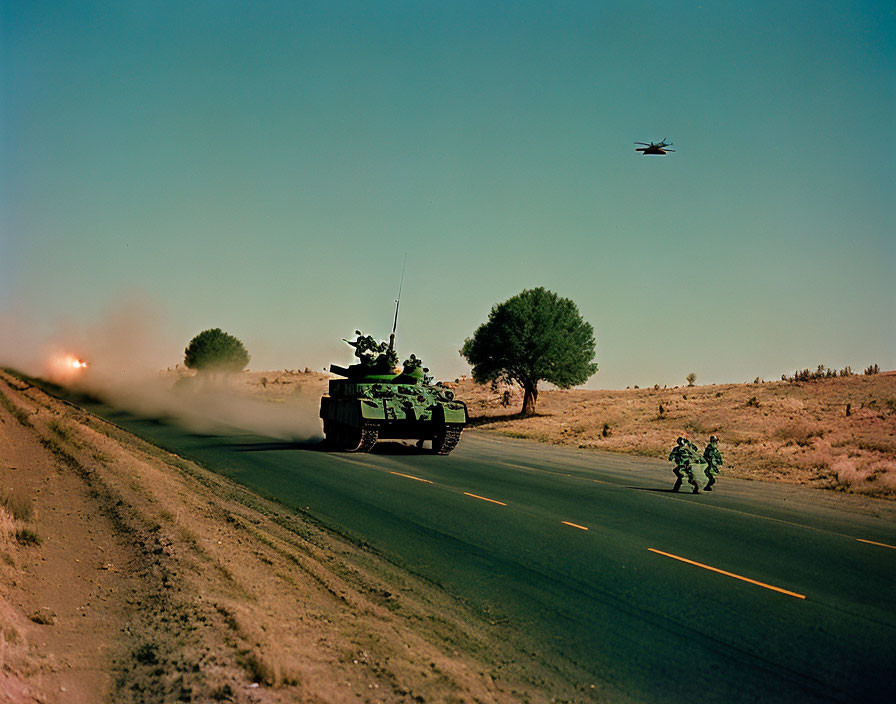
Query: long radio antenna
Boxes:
[{"xmin": 388, "ymin": 253, "xmax": 407, "ymax": 352}]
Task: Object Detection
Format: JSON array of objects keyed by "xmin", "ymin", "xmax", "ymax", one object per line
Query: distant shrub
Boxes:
[
  {"xmin": 602, "ymin": 423, "xmax": 611, "ymax": 437},
  {"xmin": 686, "ymin": 373, "xmax": 697, "ymax": 387},
  {"xmin": 746, "ymin": 396, "xmax": 760, "ymax": 408},
  {"xmin": 864, "ymin": 363, "xmax": 880, "ymax": 375},
  {"xmin": 184, "ymin": 328, "xmax": 250, "ymax": 374},
  {"xmin": 783, "ymin": 364, "xmax": 851, "ymax": 383}
]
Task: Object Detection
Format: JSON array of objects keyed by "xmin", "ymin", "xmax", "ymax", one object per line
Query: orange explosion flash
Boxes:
[
  {"xmin": 67, "ymin": 356, "xmax": 89, "ymax": 369},
  {"xmin": 46, "ymin": 353, "xmax": 90, "ymax": 382}
]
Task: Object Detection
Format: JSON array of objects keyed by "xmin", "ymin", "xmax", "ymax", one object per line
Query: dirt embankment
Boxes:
[
  {"xmin": 0, "ymin": 370, "xmax": 566, "ymax": 703},
  {"xmin": 456, "ymin": 372, "xmax": 896, "ymax": 498}
]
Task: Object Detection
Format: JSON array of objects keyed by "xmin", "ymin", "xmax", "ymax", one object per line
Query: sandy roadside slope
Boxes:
[{"xmin": 0, "ymin": 370, "xmax": 566, "ymax": 704}]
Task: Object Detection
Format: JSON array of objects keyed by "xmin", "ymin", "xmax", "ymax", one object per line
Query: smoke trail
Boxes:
[{"xmin": 0, "ymin": 300, "xmax": 324, "ymax": 441}]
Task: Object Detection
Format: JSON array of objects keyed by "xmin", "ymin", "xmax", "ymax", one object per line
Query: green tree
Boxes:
[
  {"xmin": 460, "ymin": 287, "xmax": 597, "ymax": 416},
  {"xmin": 184, "ymin": 328, "xmax": 250, "ymax": 374}
]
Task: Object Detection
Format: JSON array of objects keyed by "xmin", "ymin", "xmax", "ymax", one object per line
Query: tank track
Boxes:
[
  {"xmin": 349, "ymin": 421, "xmax": 379, "ymax": 453},
  {"xmin": 325, "ymin": 420, "xmax": 379, "ymax": 452},
  {"xmin": 433, "ymin": 425, "xmax": 463, "ymax": 455}
]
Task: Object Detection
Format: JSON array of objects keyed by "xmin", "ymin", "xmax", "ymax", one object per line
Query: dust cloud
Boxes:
[{"xmin": 0, "ymin": 302, "xmax": 324, "ymax": 442}]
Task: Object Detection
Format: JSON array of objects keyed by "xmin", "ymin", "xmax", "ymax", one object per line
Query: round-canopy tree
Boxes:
[
  {"xmin": 460, "ymin": 287, "xmax": 597, "ymax": 416},
  {"xmin": 184, "ymin": 328, "xmax": 250, "ymax": 374}
]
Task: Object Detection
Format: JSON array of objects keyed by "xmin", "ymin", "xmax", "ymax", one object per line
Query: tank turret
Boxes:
[{"xmin": 319, "ymin": 332, "xmax": 467, "ymax": 454}]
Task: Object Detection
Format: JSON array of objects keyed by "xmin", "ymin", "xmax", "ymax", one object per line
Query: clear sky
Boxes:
[{"xmin": 2, "ymin": 1, "xmax": 894, "ymax": 389}]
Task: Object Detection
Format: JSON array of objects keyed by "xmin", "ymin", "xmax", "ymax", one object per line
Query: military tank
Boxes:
[{"xmin": 320, "ymin": 331, "xmax": 467, "ymax": 454}]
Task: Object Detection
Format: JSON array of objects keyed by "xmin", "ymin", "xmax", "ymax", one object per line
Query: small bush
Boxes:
[
  {"xmin": 133, "ymin": 642, "xmax": 159, "ymax": 665},
  {"xmin": 746, "ymin": 396, "xmax": 760, "ymax": 408},
  {"xmin": 686, "ymin": 373, "xmax": 697, "ymax": 387},
  {"xmin": 15, "ymin": 528, "xmax": 42, "ymax": 546},
  {"xmin": 864, "ymin": 363, "xmax": 880, "ymax": 375}
]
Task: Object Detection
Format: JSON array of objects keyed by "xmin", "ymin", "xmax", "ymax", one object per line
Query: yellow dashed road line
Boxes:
[
  {"xmin": 464, "ymin": 492, "xmax": 507, "ymax": 506},
  {"xmin": 561, "ymin": 521, "xmax": 589, "ymax": 531},
  {"xmin": 857, "ymin": 538, "xmax": 896, "ymax": 550},
  {"xmin": 500, "ymin": 461, "xmax": 540, "ymax": 472},
  {"xmin": 389, "ymin": 471, "xmax": 433, "ymax": 484},
  {"xmin": 648, "ymin": 548, "xmax": 806, "ymax": 600}
]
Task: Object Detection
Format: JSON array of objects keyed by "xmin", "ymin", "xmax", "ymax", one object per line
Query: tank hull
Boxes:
[{"xmin": 320, "ymin": 377, "xmax": 467, "ymax": 454}]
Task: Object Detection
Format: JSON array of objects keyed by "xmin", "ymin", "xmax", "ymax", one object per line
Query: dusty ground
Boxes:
[
  {"xmin": 456, "ymin": 372, "xmax": 896, "ymax": 498},
  {"xmin": 0, "ymin": 369, "xmax": 571, "ymax": 704}
]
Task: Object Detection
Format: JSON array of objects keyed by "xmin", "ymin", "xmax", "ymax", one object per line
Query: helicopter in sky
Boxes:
[{"xmin": 635, "ymin": 139, "xmax": 674, "ymax": 155}]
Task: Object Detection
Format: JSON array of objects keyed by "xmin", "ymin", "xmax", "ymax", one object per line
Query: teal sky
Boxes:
[{"xmin": 3, "ymin": 1, "xmax": 894, "ymax": 388}]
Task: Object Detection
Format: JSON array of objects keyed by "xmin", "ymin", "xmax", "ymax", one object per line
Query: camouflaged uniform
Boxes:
[
  {"xmin": 347, "ymin": 332, "xmax": 381, "ymax": 365},
  {"xmin": 669, "ymin": 437, "xmax": 704, "ymax": 493},
  {"xmin": 703, "ymin": 436, "xmax": 724, "ymax": 491}
]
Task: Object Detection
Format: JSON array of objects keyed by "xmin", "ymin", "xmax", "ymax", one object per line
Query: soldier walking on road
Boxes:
[
  {"xmin": 669, "ymin": 437, "xmax": 690, "ymax": 492},
  {"xmin": 668, "ymin": 436, "xmax": 703, "ymax": 493},
  {"xmin": 703, "ymin": 435, "xmax": 724, "ymax": 491}
]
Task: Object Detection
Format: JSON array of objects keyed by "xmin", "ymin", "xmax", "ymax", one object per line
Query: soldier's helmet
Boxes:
[
  {"xmin": 709, "ymin": 435, "xmax": 718, "ymax": 443},
  {"xmin": 676, "ymin": 436, "xmax": 685, "ymax": 445}
]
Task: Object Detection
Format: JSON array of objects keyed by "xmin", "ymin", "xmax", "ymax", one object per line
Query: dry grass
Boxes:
[
  {"xmin": 1, "ymin": 490, "xmax": 34, "ymax": 523},
  {"xmin": 0, "ymin": 467, "xmax": 40, "ymax": 556},
  {"xmin": 451, "ymin": 372, "xmax": 896, "ymax": 498}
]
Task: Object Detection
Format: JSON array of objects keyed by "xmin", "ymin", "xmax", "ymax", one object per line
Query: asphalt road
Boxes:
[{"xmin": 79, "ymin": 403, "xmax": 896, "ymax": 702}]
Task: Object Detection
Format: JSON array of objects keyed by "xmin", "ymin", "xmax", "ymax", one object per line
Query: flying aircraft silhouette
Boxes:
[{"xmin": 635, "ymin": 139, "xmax": 674, "ymax": 155}]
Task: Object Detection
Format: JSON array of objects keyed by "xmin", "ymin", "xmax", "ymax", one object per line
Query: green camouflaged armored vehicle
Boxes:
[{"xmin": 319, "ymin": 332, "xmax": 467, "ymax": 454}]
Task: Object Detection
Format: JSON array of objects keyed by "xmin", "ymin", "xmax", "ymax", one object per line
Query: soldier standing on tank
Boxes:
[
  {"xmin": 703, "ymin": 435, "xmax": 724, "ymax": 491},
  {"xmin": 346, "ymin": 331, "xmax": 380, "ymax": 365}
]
